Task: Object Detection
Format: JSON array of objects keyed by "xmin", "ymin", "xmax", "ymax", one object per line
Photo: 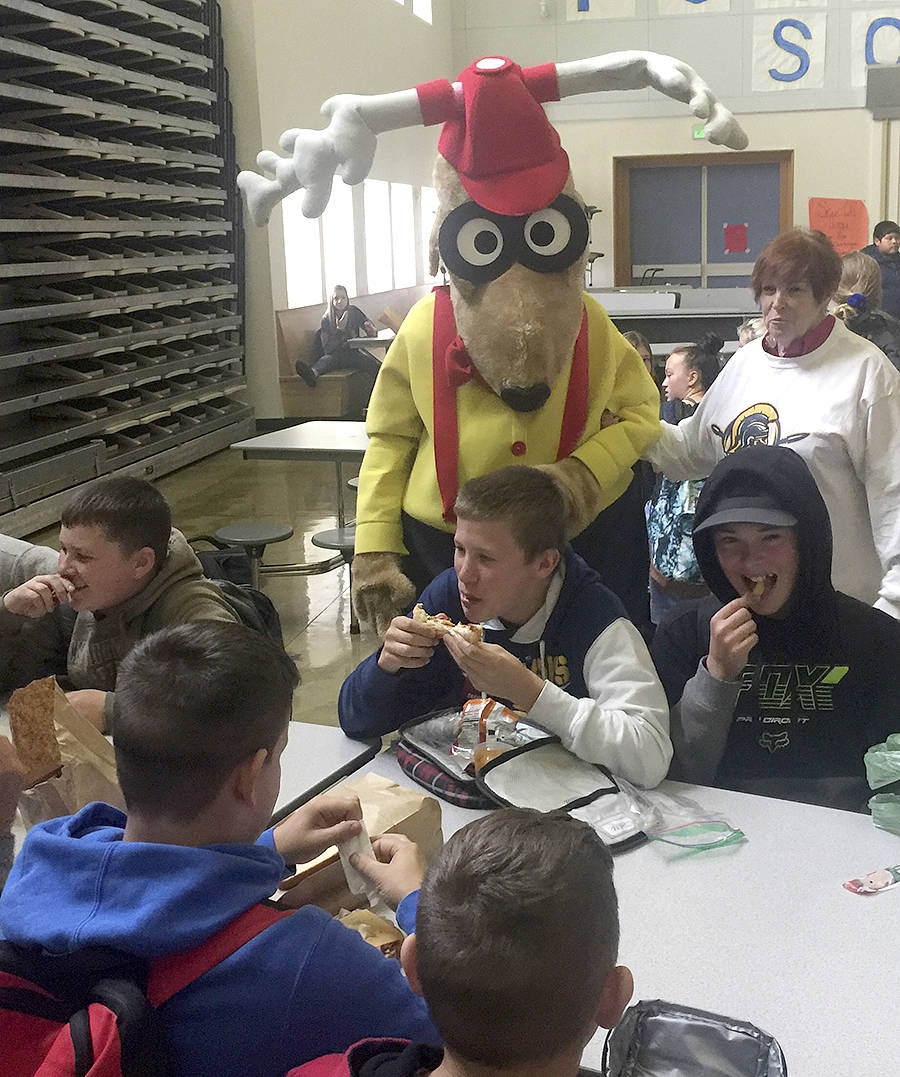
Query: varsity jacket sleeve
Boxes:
[
  {"xmin": 338, "ymin": 574, "xmax": 466, "ymax": 738},
  {"xmin": 668, "ymin": 659, "xmax": 743, "ymax": 785},
  {"xmin": 863, "ymin": 393, "xmax": 900, "ymax": 619},
  {"xmin": 354, "ymin": 317, "xmax": 424, "ymax": 556},
  {"xmin": 526, "ymin": 618, "xmax": 672, "ymax": 787}
]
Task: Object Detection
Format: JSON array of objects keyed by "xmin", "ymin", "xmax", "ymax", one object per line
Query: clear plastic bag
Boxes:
[{"xmin": 614, "ymin": 776, "xmax": 745, "ymax": 850}]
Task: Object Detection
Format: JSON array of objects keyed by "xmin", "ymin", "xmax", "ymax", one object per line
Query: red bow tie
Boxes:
[{"xmin": 445, "ymin": 335, "xmax": 482, "ymax": 390}]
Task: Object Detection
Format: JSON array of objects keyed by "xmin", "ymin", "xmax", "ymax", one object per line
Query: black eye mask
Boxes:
[{"xmin": 438, "ymin": 194, "xmax": 589, "ymax": 284}]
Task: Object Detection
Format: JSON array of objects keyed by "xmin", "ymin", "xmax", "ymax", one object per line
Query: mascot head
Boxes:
[{"xmin": 425, "ymin": 57, "xmax": 588, "ymax": 412}]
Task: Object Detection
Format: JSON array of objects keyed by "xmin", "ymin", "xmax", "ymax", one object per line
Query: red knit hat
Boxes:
[{"xmin": 434, "ymin": 56, "xmax": 569, "ymax": 217}]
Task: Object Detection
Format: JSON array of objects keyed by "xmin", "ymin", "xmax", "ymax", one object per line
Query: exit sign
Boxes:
[{"xmin": 692, "ymin": 123, "xmax": 706, "ymax": 140}]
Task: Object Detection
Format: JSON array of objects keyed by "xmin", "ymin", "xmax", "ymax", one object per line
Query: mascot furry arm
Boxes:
[{"xmin": 239, "ymin": 53, "xmax": 747, "ymax": 634}]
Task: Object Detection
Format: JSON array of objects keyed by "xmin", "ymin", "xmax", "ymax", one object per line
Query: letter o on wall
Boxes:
[
  {"xmin": 769, "ymin": 18, "xmax": 812, "ymax": 82},
  {"xmin": 866, "ymin": 17, "xmax": 900, "ymax": 66}
]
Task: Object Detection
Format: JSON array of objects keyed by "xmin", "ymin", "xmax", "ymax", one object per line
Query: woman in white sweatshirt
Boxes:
[{"xmin": 645, "ymin": 227, "xmax": 900, "ymax": 620}]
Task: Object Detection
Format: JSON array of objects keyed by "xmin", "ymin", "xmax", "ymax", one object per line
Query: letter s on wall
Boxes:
[{"xmin": 769, "ymin": 18, "xmax": 812, "ymax": 83}]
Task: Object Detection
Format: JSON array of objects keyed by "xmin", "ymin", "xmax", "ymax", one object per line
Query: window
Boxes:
[
  {"xmin": 282, "ymin": 191, "xmax": 323, "ymax": 308},
  {"xmin": 321, "ymin": 176, "xmax": 356, "ymax": 296},
  {"xmin": 391, "ymin": 183, "xmax": 416, "ymax": 288},
  {"xmin": 420, "ymin": 185, "xmax": 440, "ymax": 281},
  {"xmin": 365, "ymin": 179, "xmax": 393, "ymax": 294},
  {"xmin": 412, "ymin": 0, "xmax": 432, "ymax": 24},
  {"xmin": 283, "ymin": 177, "xmax": 437, "ymax": 307}
]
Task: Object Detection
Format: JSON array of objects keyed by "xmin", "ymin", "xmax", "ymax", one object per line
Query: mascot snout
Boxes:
[{"xmin": 501, "ymin": 383, "xmax": 552, "ymax": 412}]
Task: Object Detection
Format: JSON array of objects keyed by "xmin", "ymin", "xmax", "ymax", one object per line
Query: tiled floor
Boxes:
[{"xmin": 28, "ymin": 448, "xmax": 381, "ymax": 727}]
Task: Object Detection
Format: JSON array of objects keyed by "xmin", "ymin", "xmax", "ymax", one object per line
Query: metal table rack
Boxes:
[{"xmin": 0, "ymin": 0, "xmax": 251, "ymax": 534}]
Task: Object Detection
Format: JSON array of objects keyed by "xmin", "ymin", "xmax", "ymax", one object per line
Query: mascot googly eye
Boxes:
[
  {"xmin": 520, "ymin": 195, "xmax": 589, "ymax": 274},
  {"xmin": 439, "ymin": 202, "xmax": 519, "ymax": 283}
]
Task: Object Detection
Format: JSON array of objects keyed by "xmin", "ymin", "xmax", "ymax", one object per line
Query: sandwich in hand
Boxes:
[{"xmin": 412, "ymin": 603, "xmax": 483, "ymax": 643}]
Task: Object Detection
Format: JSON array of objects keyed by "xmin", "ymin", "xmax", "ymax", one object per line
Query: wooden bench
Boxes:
[{"xmin": 274, "ymin": 287, "xmax": 429, "ymax": 420}]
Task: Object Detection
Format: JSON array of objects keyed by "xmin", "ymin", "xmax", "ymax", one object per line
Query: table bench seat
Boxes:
[{"xmin": 279, "ymin": 372, "xmax": 373, "ymax": 421}]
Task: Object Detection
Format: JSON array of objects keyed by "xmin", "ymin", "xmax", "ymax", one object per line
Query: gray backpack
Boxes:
[{"xmin": 601, "ymin": 999, "xmax": 787, "ymax": 1076}]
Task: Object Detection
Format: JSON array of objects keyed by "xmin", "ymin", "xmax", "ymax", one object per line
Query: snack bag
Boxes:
[
  {"xmin": 10, "ymin": 677, "xmax": 123, "ymax": 829},
  {"xmin": 453, "ymin": 697, "xmax": 520, "ymax": 770}
]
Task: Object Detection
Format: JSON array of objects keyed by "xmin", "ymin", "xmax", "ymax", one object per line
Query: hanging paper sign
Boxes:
[
  {"xmin": 724, "ymin": 223, "xmax": 749, "ymax": 254},
  {"xmin": 808, "ymin": 198, "xmax": 869, "ymax": 255}
]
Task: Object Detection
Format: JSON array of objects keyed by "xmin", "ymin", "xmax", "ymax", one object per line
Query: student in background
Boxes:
[
  {"xmin": 651, "ymin": 445, "xmax": 900, "ymax": 812},
  {"xmin": 831, "ymin": 250, "xmax": 900, "ymax": 370},
  {"xmin": 860, "ymin": 220, "xmax": 900, "ymax": 319},
  {"xmin": 622, "ymin": 329, "xmax": 654, "ymax": 379},
  {"xmin": 296, "ymin": 285, "xmax": 380, "ymax": 387},
  {"xmin": 646, "ymin": 335, "xmax": 722, "ymax": 625},
  {"xmin": 287, "ymin": 808, "xmax": 633, "ymax": 1077}
]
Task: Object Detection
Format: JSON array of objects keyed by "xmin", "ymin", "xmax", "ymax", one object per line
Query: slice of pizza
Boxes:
[{"xmin": 412, "ymin": 603, "xmax": 483, "ymax": 643}]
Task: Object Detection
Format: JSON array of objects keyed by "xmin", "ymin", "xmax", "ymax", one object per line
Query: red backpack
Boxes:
[{"xmin": 0, "ymin": 902, "xmax": 293, "ymax": 1076}]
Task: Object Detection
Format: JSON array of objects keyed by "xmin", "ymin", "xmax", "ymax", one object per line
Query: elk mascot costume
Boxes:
[{"xmin": 239, "ymin": 52, "xmax": 747, "ymax": 633}]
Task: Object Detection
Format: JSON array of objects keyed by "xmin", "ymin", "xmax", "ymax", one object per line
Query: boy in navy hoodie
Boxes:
[
  {"xmin": 339, "ymin": 467, "xmax": 671, "ymax": 788},
  {"xmin": 0, "ymin": 622, "xmax": 437, "ymax": 1077},
  {"xmin": 288, "ymin": 807, "xmax": 634, "ymax": 1077}
]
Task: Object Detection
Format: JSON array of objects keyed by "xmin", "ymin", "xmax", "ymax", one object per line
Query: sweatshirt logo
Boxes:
[
  {"xmin": 738, "ymin": 664, "xmax": 849, "ymax": 714},
  {"xmin": 711, "ymin": 403, "xmax": 808, "ymax": 454},
  {"xmin": 526, "ymin": 653, "xmax": 570, "ymax": 688},
  {"xmin": 760, "ymin": 730, "xmax": 791, "ymax": 753}
]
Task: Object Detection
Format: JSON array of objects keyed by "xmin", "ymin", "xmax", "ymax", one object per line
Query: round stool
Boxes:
[
  {"xmin": 213, "ymin": 521, "xmax": 294, "ymax": 590},
  {"xmin": 311, "ymin": 526, "xmax": 359, "ymax": 634}
]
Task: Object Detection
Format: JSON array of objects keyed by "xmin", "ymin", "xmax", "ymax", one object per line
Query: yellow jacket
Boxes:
[{"xmin": 356, "ymin": 291, "xmax": 661, "ymax": 554}]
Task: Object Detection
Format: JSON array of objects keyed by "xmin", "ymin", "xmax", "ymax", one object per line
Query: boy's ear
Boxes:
[
  {"xmin": 232, "ymin": 748, "xmax": 269, "ymax": 808},
  {"xmin": 536, "ymin": 547, "xmax": 561, "ymax": 577},
  {"xmin": 594, "ymin": 965, "xmax": 634, "ymax": 1030},
  {"xmin": 400, "ymin": 933, "xmax": 424, "ymax": 997},
  {"xmin": 130, "ymin": 545, "xmax": 157, "ymax": 582}
]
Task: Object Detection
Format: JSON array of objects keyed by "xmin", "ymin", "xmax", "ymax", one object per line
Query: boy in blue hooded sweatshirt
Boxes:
[{"xmin": 0, "ymin": 622, "xmax": 437, "ymax": 1077}]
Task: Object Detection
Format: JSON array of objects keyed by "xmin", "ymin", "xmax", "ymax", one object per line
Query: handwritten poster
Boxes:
[{"xmin": 808, "ymin": 198, "xmax": 869, "ymax": 255}]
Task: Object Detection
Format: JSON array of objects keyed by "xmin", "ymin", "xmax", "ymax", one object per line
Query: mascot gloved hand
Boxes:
[
  {"xmin": 239, "ymin": 52, "xmax": 747, "ymax": 634},
  {"xmin": 352, "ymin": 552, "xmax": 417, "ymax": 637}
]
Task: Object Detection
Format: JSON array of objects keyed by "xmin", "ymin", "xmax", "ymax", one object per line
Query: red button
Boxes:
[{"xmin": 511, "ymin": 441, "xmax": 526, "ymax": 456}]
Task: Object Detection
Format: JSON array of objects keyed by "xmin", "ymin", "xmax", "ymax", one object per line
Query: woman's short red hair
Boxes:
[{"xmin": 751, "ymin": 228, "xmax": 842, "ymax": 303}]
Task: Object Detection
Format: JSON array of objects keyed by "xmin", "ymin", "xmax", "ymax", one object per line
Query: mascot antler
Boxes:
[{"xmin": 237, "ymin": 51, "xmax": 748, "ymax": 226}]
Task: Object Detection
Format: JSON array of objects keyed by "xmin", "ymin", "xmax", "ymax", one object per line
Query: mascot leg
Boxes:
[
  {"xmin": 401, "ymin": 513, "xmax": 456, "ymax": 595},
  {"xmin": 570, "ymin": 473, "xmax": 651, "ymax": 639}
]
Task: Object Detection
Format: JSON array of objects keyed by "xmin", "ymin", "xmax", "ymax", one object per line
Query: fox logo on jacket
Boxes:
[{"xmin": 759, "ymin": 730, "xmax": 791, "ymax": 754}]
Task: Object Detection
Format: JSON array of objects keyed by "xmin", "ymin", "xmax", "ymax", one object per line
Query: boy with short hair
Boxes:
[
  {"xmin": 651, "ymin": 444, "xmax": 900, "ymax": 811},
  {"xmin": 0, "ymin": 475, "xmax": 237, "ymax": 727},
  {"xmin": 0, "ymin": 622, "xmax": 437, "ymax": 1077},
  {"xmin": 861, "ymin": 220, "xmax": 900, "ymax": 318},
  {"xmin": 289, "ymin": 808, "xmax": 634, "ymax": 1077},
  {"xmin": 339, "ymin": 466, "xmax": 671, "ymax": 788}
]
